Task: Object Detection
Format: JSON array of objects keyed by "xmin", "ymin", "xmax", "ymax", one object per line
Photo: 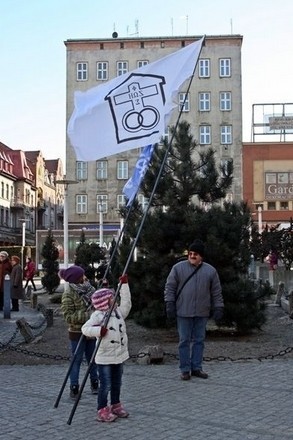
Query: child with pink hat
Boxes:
[{"xmin": 81, "ymin": 274, "xmax": 132, "ymax": 423}]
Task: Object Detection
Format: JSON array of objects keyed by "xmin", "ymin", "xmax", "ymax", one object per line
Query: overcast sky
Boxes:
[{"xmin": 1, "ymin": 0, "xmax": 293, "ymax": 166}]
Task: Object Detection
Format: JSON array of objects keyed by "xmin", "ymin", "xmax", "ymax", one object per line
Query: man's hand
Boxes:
[
  {"xmin": 166, "ymin": 302, "xmax": 176, "ymax": 320},
  {"xmin": 119, "ymin": 274, "xmax": 128, "ymax": 284},
  {"xmin": 213, "ymin": 308, "xmax": 224, "ymax": 325}
]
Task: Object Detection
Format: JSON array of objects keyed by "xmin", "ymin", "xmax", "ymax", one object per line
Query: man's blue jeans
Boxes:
[
  {"xmin": 70, "ymin": 336, "xmax": 98, "ymax": 386},
  {"xmin": 177, "ymin": 316, "xmax": 208, "ymax": 373},
  {"xmin": 97, "ymin": 363, "xmax": 123, "ymax": 410}
]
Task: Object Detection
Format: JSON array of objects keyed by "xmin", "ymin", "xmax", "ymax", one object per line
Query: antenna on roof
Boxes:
[{"xmin": 112, "ymin": 22, "xmax": 118, "ymax": 38}]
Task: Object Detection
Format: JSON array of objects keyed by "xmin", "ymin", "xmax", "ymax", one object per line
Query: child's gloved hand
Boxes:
[
  {"xmin": 119, "ymin": 274, "xmax": 128, "ymax": 284},
  {"xmin": 100, "ymin": 326, "xmax": 108, "ymax": 337}
]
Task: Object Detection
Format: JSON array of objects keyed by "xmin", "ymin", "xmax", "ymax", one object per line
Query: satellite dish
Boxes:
[{"xmin": 112, "ymin": 31, "xmax": 118, "ymax": 38}]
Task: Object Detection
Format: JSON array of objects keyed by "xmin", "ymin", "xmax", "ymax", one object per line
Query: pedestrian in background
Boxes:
[
  {"xmin": 10, "ymin": 255, "xmax": 23, "ymax": 312},
  {"xmin": 82, "ymin": 274, "xmax": 131, "ymax": 423},
  {"xmin": 164, "ymin": 239, "xmax": 224, "ymax": 381},
  {"xmin": 60, "ymin": 265, "xmax": 99, "ymax": 399},
  {"xmin": 23, "ymin": 257, "xmax": 37, "ymax": 291},
  {"xmin": 0, "ymin": 251, "xmax": 12, "ymax": 311}
]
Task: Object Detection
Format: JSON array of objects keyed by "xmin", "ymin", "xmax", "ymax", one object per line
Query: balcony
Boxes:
[{"xmin": 10, "ymin": 197, "xmax": 25, "ymax": 210}]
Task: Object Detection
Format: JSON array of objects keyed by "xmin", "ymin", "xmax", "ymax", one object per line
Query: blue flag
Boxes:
[{"xmin": 123, "ymin": 144, "xmax": 155, "ymax": 207}]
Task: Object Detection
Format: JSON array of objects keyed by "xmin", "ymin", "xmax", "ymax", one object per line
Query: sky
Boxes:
[{"xmin": 1, "ymin": 0, "xmax": 293, "ymax": 167}]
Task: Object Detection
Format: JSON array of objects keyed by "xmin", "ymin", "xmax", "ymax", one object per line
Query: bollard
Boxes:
[
  {"xmin": 45, "ymin": 308, "xmax": 54, "ymax": 327},
  {"xmin": 31, "ymin": 292, "xmax": 38, "ymax": 309},
  {"xmin": 3, "ymin": 274, "xmax": 11, "ymax": 319},
  {"xmin": 16, "ymin": 318, "xmax": 34, "ymax": 343}
]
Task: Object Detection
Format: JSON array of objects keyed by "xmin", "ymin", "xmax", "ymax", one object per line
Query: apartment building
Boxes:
[
  {"xmin": 0, "ymin": 142, "xmax": 64, "ymax": 247},
  {"xmin": 65, "ymin": 34, "xmax": 243, "ymax": 246}
]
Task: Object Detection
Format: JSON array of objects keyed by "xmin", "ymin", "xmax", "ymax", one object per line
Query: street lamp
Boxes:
[
  {"xmin": 98, "ymin": 201, "xmax": 104, "ymax": 248},
  {"xmin": 19, "ymin": 218, "xmax": 27, "ymax": 269},
  {"xmin": 258, "ymin": 206, "xmax": 263, "ymax": 234},
  {"xmin": 56, "ymin": 178, "xmax": 78, "ymax": 268}
]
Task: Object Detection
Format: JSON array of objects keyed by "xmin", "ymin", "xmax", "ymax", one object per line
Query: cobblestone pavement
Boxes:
[
  {"xmin": 1, "ymin": 280, "xmax": 293, "ymax": 439},
  {"xmin": 1, "ymin": 360, "xmax": 293, "ymax": 440}
]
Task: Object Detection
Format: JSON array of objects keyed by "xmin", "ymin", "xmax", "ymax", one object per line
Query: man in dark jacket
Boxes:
[{"xmin": 164, "ymin": 240, "xmax": 224, "ymax": 381}]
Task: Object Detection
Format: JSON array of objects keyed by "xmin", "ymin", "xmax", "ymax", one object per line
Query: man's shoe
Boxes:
[
  {"xmin": 91, "ymin": 379, "xmax": 99, "ymax": 394},
  {"xmin": 70, "ymin": 384, "xmax": 79, "ymax": 399},
  {"xmin": 180, "ymin": 372, "xmax": 191, "ymax": 380},
  {"xmin": 191, "ymin": 369, "xmax": 208, "ymax": 379}
]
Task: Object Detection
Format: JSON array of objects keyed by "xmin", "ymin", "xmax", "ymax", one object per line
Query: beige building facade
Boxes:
[{"xmin": 65, "ymin": 34, "xmax": 243, "ymax": 245}]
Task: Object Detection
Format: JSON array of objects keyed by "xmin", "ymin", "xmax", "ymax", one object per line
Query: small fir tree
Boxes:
[{"xmin": 41, "ymin": 229, "xmax": 60, "ymax": 294}]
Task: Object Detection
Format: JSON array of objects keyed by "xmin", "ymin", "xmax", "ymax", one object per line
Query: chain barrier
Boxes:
[{"xmin": 1, "ymin": 307, "xmax": 293, "ymax": 363}]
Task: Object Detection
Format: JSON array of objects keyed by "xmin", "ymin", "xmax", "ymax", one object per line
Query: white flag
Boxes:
[{"xmin": 68, "ymin": 37, "xmax": 204, "ymax": 161}]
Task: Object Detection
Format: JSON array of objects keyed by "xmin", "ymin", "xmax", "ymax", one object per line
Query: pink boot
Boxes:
[
  {"xmin": 97, "ymin": 406, "xmax": 118, "ymax": 422},
  {"xmin": 111, "ymin": 402, "xmax": 129, "ymax": 418}
]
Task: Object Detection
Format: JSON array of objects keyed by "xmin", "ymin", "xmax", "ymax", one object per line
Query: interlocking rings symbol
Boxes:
[{"xmin": 122, "ymin": 106, "xmax": 160, "ymax": 133}]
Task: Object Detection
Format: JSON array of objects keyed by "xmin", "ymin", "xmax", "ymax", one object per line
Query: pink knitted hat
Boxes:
[{"xmin": 91, "ymin": 288, "xmax": 114, "ymax": 311}]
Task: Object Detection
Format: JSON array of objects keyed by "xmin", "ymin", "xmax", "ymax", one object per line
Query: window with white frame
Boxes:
[
  {"xmin": 117, "ymin": 61, "xmax": 128, "ymax": 76},
  {"xmin": 220, "ymin": 92, "xmax": 232, "ymax": 111},
  {"xmin": 138, "ymin": 194, "xmax": 148, "ymax": 211},
  {"xmin": 97, "ymin": 195, "xmax": 108, "ymax": 213},
  {"xmin": 76, "ymin": 62, "xmax": 88, "ymax": 81},
  {"xmin": 199, "ymin": 92, "xmax": 211, "ymax": 111},
  {"xmin": 163, "ymin": 126, "xmax": 170, "ymax": 142},
  {"xmin": 76, "ymin": 195, "xmax": 87, "ymax": 214},
  {"xmin": 199, "ymin": 125, "xmax": 211, "ymax": 145},
  {"xmin": 137, "ymin": 60, "xmax": 148, "ymax": 68},
  {"xmin": 117, "ymin": 194, "xmax": 126, "ymax": 209},
  {"xmin": 219, "ymin": 58, "xmax": 231, "ymax": 77},
  {"xmin": 117, "ymin": 161, "xmax": 128, "ymax": 179},
  {"xmin": 97, "ymin": 62, "xmax": 108, "ymax": 81},
  {"xmin": 76, "ymin": 161, "xmax": 88, "ymax": 180},
  {"xmin": 178, "ymin": 93, "xmax": 190, "ymax": 112},
  {"xmin": 198, "ymin": 59, "xmax": 210, "ymax": 78},
  {"xmin": 220, "ymin": 125, "xmax": 232, "ymax": 144},
  {"xmin": 96, "ymin": 160, "xmax": 107, "ymax": 179}
]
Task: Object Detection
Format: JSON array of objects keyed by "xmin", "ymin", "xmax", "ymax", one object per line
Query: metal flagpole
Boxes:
[{"xmin": 65, "ymin": 37, "xmax": 205, "ymax": 424}]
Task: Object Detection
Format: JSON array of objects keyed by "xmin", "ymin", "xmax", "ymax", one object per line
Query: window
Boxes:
[
  {"xmin": 220, "ymin": 125, "xmax": 232, "ymax": 144},
  {"xmin": 117, "ymin": 161, "xmax": 128, "ymax": 179},
  {"xmin": 220, "ymin": 92, "xmax": 232, "ymax": 111},
  {"xmin": 117, "ymin": 194, "xmax": 126, "ymax": 209},
  {"xmin": 267, "ymin": 202, "xmax": 276, "ymax": 210},
  {"xmin": 76, "ymin": 195, "xmax": 87, "ymax": 214},
  {"xmin": 5, "ymin": 184, "xmax": 9, "ymax": 199},
  {"xmin": 117, "ymin": 61, "xmax": 128, "ymax": 76},
  {"xmin": 199, "ymin": 92, "xmax": 210, "ymax": 111},
  {"xmin": 97, "ymin": 195, "xmax": 108, "ymax": 213},
  {"xmin": 163, "ymin": 126, "xmax": 170, "ymax": 142},
  {"xmin": 179, "ymin": 93, "xmax": 190, "ymax": 112},
  {"xmin": 219, "ymin": 58, "xmax": 231, "ymax": 77},
  {"xmin": 1, "ymin": 182, "xmax": 4, "ymax": 198},
  {"xmin": 97, "ymin": 62, "xmax": 108, "ymax": 81},
  {"xmin": 199, "ymin": 126, "xmax": 211, "ymax": 145},
  {"xmin": 96, "ymin": 160, "xmax": 107, "ymax": 179},
  {"xmin": 137, "ymin": 60, "xmax": 148, "ymax": 68},
  {"xmin": 138, "ymin": 194, "xmax": 148, "ymax": 211},
  {"xmin": 280, "ymin": 201, "xmax": 289, "ymax": 210},
  {"xmin": 76, "ymin": 62, "xmax": 88, "ymax": 81},
  {"xmin": 76, "ymin": 161, "xmax": 88, "ymax": 180},
  {"xmin": 199, "ymin": 59, "xmax": 210, "ymax": 78}
]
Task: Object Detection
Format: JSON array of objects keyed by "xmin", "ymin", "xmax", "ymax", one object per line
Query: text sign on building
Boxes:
[
  {"xmin": 265, "ymin": 172, "xmax": 293, "ymax": 200},
  {"xmin": 269, "ymin": 116, "xmax": 293, "ymax": 131}
]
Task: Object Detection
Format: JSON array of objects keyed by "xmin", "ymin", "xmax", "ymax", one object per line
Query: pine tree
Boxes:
[
  {"xmin": 41, "ymin": 229, "xmax": 60, "ymax": 294},
  {"xmin": 119, "ymin": 121, "xmax": 272, "ymax": 332}
]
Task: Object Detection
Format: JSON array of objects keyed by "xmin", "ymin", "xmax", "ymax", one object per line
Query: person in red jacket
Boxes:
[{"xmin": 23, "ymin": 257, "xmax": 37, "ymax": 291}]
